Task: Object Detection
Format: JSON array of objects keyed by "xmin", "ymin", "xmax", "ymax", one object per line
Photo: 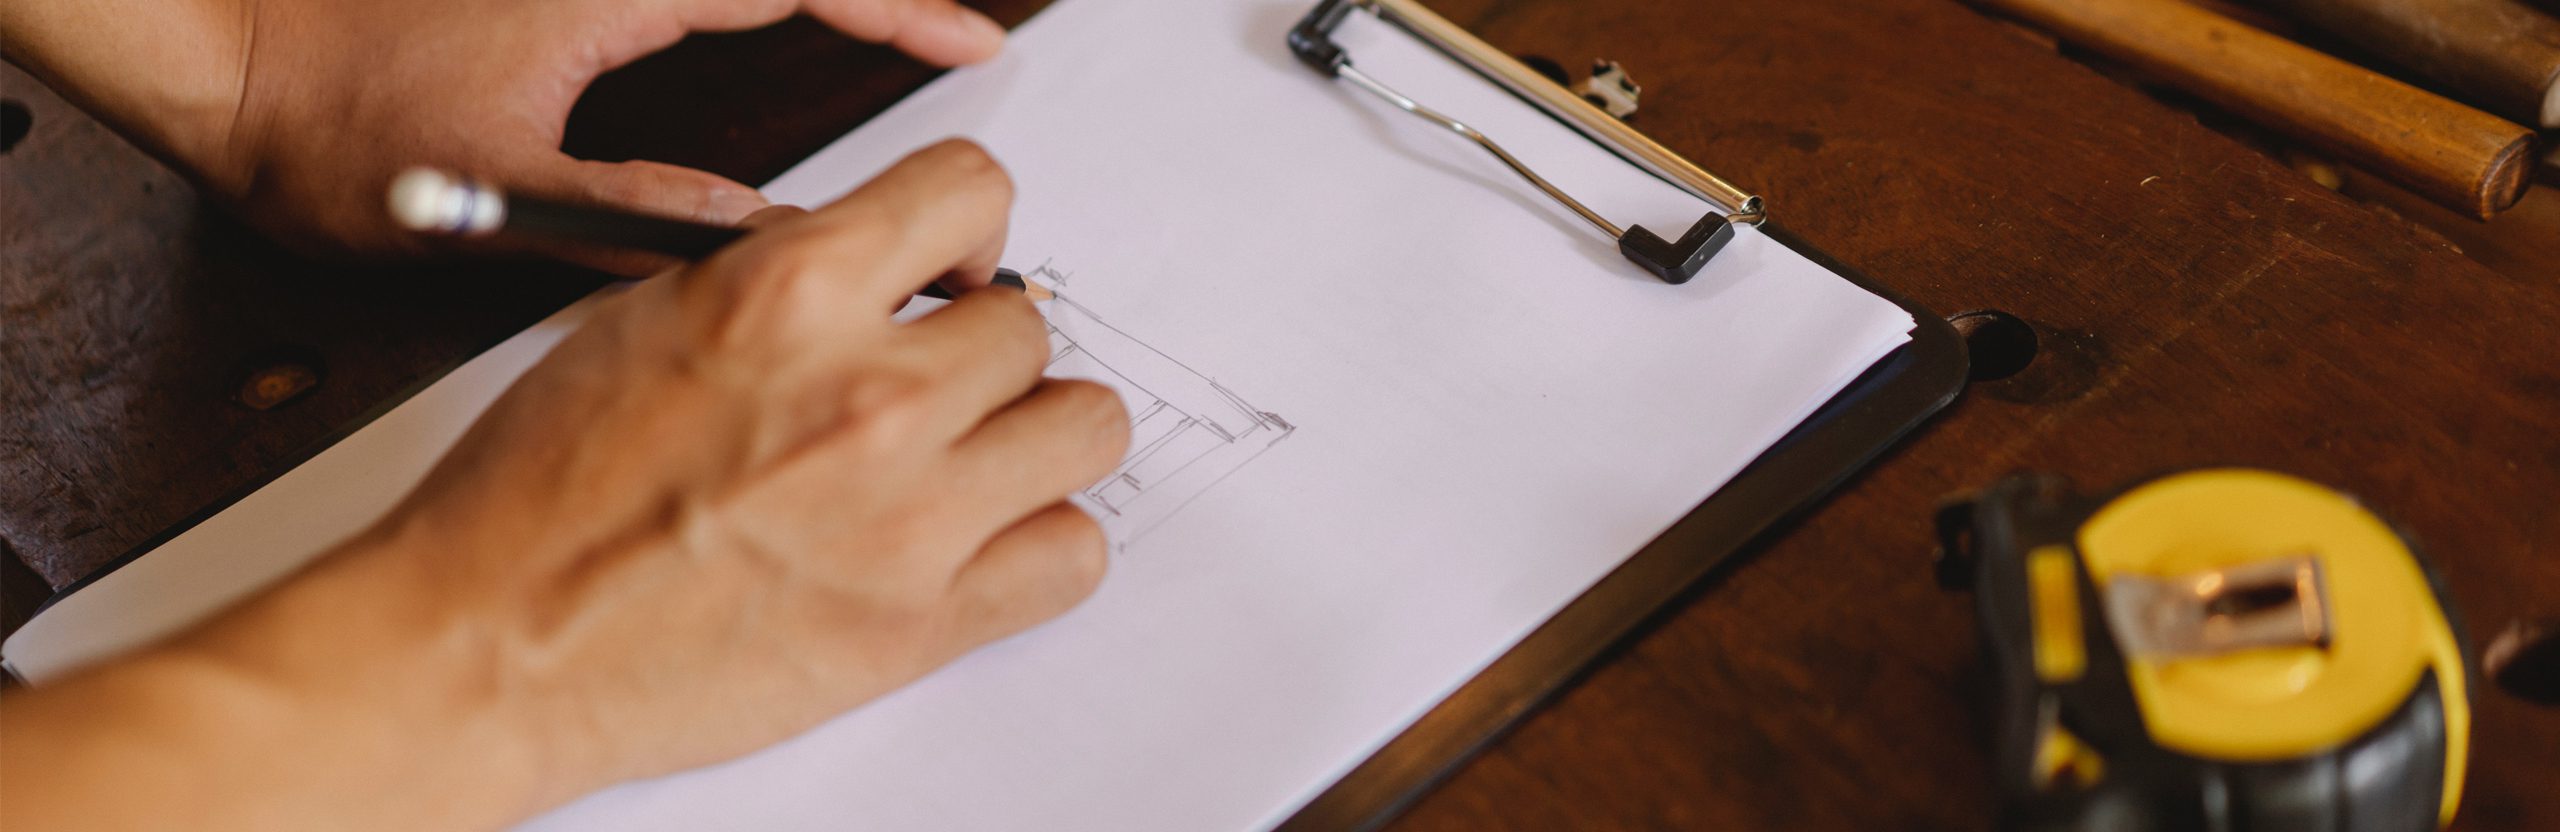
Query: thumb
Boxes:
[{"xmin": 503, "ymin": 156, "xmax": 773, "ymax": 277}]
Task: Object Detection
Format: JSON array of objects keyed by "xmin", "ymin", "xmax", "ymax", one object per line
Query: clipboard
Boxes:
[
  {"xmin": 1273, "ymin": 1, "xmax": 1967, "ymax": 827},
  {"xmin": 10, "ymin": 0, "xmax": 1965, "ymax": 827}
]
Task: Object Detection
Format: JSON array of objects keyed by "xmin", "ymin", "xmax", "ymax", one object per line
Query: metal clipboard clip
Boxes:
[{"xmin": 1289, "ymin": 0, "xmax": 1767, "ymax": 284}]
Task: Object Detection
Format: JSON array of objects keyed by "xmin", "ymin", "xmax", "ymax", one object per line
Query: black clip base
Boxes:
[
  {"xmin": 1619, "ymin": 215, "xmax": 1736, "ymax": 284},
  {"xmin": 1288, "ymin": 0, "xmax": 1359, "ymax": 76}
]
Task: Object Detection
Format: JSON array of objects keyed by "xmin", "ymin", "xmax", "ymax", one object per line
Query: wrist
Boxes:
[
  {"xmin": 146, "ymin": 533, "xmax": 583, "ymax": 829},
  {"xmin": 0, "ymin": 0, "xmax": 254, "ymax": 188}
]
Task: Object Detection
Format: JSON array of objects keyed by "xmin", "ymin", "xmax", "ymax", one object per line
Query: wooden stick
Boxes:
[
  {"xmin": 2262, "ymin": 0, "xmax": 2560, "ymax": 130},
  {"xmin": 1971, "ymin": 0, "xmax": 2537, "ymax": 218}
]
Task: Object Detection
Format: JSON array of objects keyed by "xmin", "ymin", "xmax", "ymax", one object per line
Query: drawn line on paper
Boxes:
[{"xmin": 1026, "ymin": 261, "xmax": 1295, "ymax": 546}]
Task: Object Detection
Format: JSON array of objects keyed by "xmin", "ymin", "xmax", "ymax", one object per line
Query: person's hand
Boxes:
[
  {"xmin": 0, "ymin": 141, "xmax": 1132, "ymax": 831},
  {"xmin": 0, "ymin": 0, "xmax": 1004, "ymax": 266}
]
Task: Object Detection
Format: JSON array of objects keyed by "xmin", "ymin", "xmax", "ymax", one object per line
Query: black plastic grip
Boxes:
[
  {"xmin": 1618, "ymin": 215, "xmax": 1735, "ymax": 284},
  {"xmin": 1288, "ymin": 0, "xmax": 1359, "ymax": 76}
]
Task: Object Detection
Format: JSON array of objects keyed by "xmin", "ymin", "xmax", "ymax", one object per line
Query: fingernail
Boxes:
[
  {"xmin": 959, "ymin": 7, "xmax": 1007, "ymax": 46},
  {"xmin": 739, "ymin": 204, "xmax": 809, "ymax": 229},
  {"xmin": 708, "ymin": 187, "xmax": 771, "ymax": 225}
]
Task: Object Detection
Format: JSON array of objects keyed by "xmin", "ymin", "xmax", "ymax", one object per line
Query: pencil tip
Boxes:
[{"xmin": 1024, "ymin": 282, "xmax": 1056, "ymax": 302}]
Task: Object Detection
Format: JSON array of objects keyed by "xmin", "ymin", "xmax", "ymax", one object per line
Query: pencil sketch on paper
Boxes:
[{"xmin": 1025, "ymin": 262, "xmax": 1295, "ymax": 545}]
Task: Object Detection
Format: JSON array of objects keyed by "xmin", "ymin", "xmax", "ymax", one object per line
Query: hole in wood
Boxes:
[
  {"xmin": 1948, "ymin": 309, "xmax": 2039, "ymax": 382},
  {"xmin": 2485, "ymin": 618, "xmax": 2560, "ymax": 707},
  {"xmin": 0, "ymin": 100, "xmax": 30, "ymax": 154},
  {"xmin": 234, "ymin": 346, "xmax": 328, "ymax": 411}
]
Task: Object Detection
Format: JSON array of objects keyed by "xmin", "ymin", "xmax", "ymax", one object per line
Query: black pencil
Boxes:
[{"xmin": 385, "ymin": 167, "xmax": 1048, "ymax": 301}]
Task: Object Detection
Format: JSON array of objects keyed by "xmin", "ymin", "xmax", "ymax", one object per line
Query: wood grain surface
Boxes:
[{"xmin": 4, "ymin": 0, "xmax": 2555, "ymax": 828}]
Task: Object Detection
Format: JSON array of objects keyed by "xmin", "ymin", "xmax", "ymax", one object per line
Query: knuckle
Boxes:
[
  {"xmin": 697, "ymin": 228, "xmax": 880, "ymax": 345},
  {"xmin": 845, "ymin": 369, "xmax": 936, "ymax": 418},
  {"xmin": 814, "ymin": 200, "xmax": 898, "ymax": 244},
  {"xmin": 922, "ymin": 139, "xmax": 1014, "ymax": 203},
  {"xmin": 713, "ymin": 239, "xmax": 821, "ymax": 300},
  {"xmin": 863, "ymin": 511, "xmax": 942, "ymax": 568},
  {"xmin": 746, "ymin": 242, "xmax": 844, "ymax": 307},
  {"xmin": 812, "ymin": 198, "xmax": 920, "ymax": 261},
  {"xmin": 836, "ymin": 371, "xmax": 938, "ymax": 451}
]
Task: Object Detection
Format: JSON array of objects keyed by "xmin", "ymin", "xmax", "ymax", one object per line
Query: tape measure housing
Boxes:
[{"xmin": 1944, "ymin": 469, "xmax": 2468, "ymax": 832}]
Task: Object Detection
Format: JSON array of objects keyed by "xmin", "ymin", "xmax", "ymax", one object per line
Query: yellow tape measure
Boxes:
[{"xmin": 1939, "ymin": 469, "xmax": 2468, "ymax": 831}]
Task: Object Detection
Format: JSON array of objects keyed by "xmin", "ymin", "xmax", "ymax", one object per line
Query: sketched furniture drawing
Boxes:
[{"xmin": 1037, "ymin": 290, "xmax": 1294, "ymax": 544}]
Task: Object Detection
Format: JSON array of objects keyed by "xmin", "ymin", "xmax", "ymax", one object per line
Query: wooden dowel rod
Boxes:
[
  {"xmin": 2260, "ymin": 0, "xmax": 2560, "ymax": 130},
  {"xmin": 1972, "ymin": 0, "xmax": 2537, "ymax": 218}
]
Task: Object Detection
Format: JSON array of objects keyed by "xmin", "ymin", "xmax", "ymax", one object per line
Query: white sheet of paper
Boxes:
[{"xmin": 5, "ymin": 1, "xmax": 1914, "ymax": 829}]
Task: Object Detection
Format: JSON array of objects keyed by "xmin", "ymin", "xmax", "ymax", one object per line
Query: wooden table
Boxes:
[{"xmin": 6, "ymin": 0, "xmax": 2555, "ymax": 827}]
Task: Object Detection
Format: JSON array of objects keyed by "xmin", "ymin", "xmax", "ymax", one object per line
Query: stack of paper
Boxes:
[{"xmin": 5, "ymin": 1, "xmax": 1913, "ymax": 829}]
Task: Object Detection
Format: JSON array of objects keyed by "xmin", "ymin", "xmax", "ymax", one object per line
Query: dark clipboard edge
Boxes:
[
  {"xmin": 1279, "ymin": 7, "xmax": 1968, "ymax": 826},
  {"xmin": 1274, "ymin": 225, "xmax": 1964, "ymax": 830}
]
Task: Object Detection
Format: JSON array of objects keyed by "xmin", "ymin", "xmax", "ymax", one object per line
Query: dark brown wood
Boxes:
[
  {"xmin": 0, "ymin": 64, "xmax": 595, "ymax": 589},
  {"xmin": 2340, "ymin": 166, "xmax": 2560, "ymax": 285},
  {"xmin": 4, "ymin": 0, "xmax": 2556, "ymax": 828}
]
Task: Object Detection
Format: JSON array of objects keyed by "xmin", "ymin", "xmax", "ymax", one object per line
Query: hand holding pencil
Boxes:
[{"xmin": 0, "ymin": 139, "xmax": 1129, "ymax": 832}]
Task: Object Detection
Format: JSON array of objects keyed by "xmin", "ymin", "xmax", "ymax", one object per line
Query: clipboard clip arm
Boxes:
[
  {"xmin": 1287, "ymin": 0, "xmax": 1359, "ymax": 76},
  {"xmin": 1288, "ymin": 0, "xmax": 1764, "ymax": 284}
]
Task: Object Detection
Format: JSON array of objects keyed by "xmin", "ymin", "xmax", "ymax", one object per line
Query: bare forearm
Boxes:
[
  {"xmin": 0, "ymin": 0, "xmax": 248, "ymax": 180},
  {"xmin": 0, "ymin": 548, "xmax": 560, "ymax": 832}
]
